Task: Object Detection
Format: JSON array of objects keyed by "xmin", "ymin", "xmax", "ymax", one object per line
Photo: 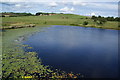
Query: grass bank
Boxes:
[
  {"xmin": 1, "ymin": 14, "xmax": 119, "ymax": 30},
  {"xmin": 2, "ymin": 26, "xmax": 81, "ymax": 78}
]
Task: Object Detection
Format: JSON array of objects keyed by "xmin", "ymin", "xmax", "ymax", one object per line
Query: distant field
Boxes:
[{"xmin": 1, "ymin": 14, "xmax": 119, "ymax": 30}]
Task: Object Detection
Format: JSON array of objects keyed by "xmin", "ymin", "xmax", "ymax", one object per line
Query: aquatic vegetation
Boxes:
[
  {"xmin": 27, "ymin": 47, "xmax": 33, "ymax": 49},
  {"xmin": 2, "ymin": 27, "xmax": 82, "ymax": 79}
]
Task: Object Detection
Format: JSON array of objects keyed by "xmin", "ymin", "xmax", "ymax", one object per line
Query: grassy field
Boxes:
[{"xmin": 1, "ymin": 14, "xmax": 119, "ymax": 30}]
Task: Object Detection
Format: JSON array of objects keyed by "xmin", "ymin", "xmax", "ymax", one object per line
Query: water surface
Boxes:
[{"xmin": 23, "ymin": 25, "xmax": 118, "ymax": 78}]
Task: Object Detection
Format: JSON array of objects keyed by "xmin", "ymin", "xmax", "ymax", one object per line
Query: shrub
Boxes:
[{"xmin": 83, "ymin": 21, "xmax": 88, "ymax": 25}]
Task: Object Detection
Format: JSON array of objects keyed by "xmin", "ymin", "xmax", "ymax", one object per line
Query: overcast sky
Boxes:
[{"xmin": 0, "ymin": 0, "xmax": 119, "ymax": 17}]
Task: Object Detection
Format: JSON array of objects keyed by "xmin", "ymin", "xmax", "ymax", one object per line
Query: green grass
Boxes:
[
  {"xmin": 2, "ymin": 14, "xmax": 84, "ymax": 26},
  {"xmin": 1, "ymin": 14, "xmax": 119, "ymax": 30}
]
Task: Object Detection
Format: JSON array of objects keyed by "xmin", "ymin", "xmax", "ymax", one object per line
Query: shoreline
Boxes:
[{"xmin": 1, "ymin": 24, "xmax": 120, "ymax": 30}]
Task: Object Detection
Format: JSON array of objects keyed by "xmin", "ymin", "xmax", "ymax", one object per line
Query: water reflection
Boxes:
[{"xmin": 23, "ymin": 25, "xmax": 118, "ymax": 78}]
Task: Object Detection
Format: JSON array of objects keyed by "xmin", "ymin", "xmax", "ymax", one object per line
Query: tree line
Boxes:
[
  {"xmin": 35, "ymin": 12, "xmax": 62, "ymax": 16},
  {"xmin": 1, "ymin": 12, "xmax": 34, "ymax": 17},
  {"xmin": 91, "ymin": 15, "xmax": 120, "ymax": 22},
  {"xmin": 1, "ymin": 12, "xmax": 61, "ymax": 17},
  {"xmin": 90, "ymin": 15, "xmax": 120, "ymax": 25}
]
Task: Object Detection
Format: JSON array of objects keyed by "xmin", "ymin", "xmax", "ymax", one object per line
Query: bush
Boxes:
[
  {"xmin": 83, "ymin": 21, "xmax": 88, "ymax": 25},
  {"xmin": 44, "ymin": 21, "xmax": 47, "ymax": 24}
]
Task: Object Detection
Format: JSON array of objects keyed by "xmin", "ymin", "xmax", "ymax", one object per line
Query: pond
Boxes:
[{"xmin": 23, "ymin": 25, "xmax": 119, "ymax": 78}]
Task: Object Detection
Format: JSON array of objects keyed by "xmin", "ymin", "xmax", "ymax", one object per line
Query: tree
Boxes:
[
  {"xmin": 114, "ymin": 17, "xmax": 120, "ymax": 21},
  {"xmin": 106, "ymin": 16, "xmax": 114, "ymax": 21},
  {"xmin": 91, "ymin": 15, "xmax": 107, "ymax": 25},
  {"xmin": 91, "ymin": 16, "xmax": 97, "ymax": 22},
  {"xmin": 36, "ymin": 12, "xmax": 43, "ymax": 16},
  {"xmin": 98, "ymin": 15, "xmax": 102, "ymax": 18}
]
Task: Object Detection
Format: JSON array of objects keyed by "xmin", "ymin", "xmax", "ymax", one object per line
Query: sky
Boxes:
[{"xmin": 0, "ymin": 0, "xmax": 119, "ymax": 17}]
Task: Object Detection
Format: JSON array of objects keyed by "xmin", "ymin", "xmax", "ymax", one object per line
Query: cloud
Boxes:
[
  {"xmin": 15, "ymin": 4, "xmax": 21, "ymax": 7},
  {"xmin": 90, "ymin": 2, "xmax": 117, "ymax": 10},
  {"xmin": 1, "ymin": 1, "xmax": 118, "ymax": 17},
  {"xmin": 90, "ymin": 12, "xmax": 96, "ymax": 16},
  {"xmin": 14, "ymin": 3, "xmax": 32, "ymax": 8},
  {"xmin": 48, "ymin": 2, "xmax": 58, "ymax": 7},
  {"xmin": 1, "ymin": 2, "xmax": 31, "ymax": 8},
  {"xmin": 73, "ymin": 1, "xmax": 87, "ymax": 6},
  {"xmin": 60, "ymin": 0, "xmax": 71, "ymax": 5},
  {"xmin": 71, "ymin": 7, "xmax": 75, "ymax": 11},
  {"xmin": 1, "ymin": 0, "xmax": 26, "ymax": 2},
  {"xmin": 60, "ymin": 7, "xmax": 75, "ymax": 13},
  {"xmin": 1, "ymin": 2, "xmax": 15, "ymax": 6},
  {"xmin": 1, "ymin": 0, "xmax": 119, "ymax": 2},
  {"xmin": 86, "ymin": 12, "xmax": 100, "ymax": 16},
  {"xmin": 61, "ymin": 1, "xmax": 68, "ymax": 5}
]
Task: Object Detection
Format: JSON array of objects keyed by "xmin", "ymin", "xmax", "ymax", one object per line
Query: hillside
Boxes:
[{"xmin": 1, "ymin": 13, "xmax": 119, "ymax": 30}]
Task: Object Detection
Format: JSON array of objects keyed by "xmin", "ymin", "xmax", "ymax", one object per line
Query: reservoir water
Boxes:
[{"xmin": 23, "ymin": 25, "xmax": 119, "ymax": 78}]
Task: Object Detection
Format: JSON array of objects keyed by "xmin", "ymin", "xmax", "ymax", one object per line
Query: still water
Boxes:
[{"xmin": 23, "ymin": 25, "xmax": 118, "ymax": 78}]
